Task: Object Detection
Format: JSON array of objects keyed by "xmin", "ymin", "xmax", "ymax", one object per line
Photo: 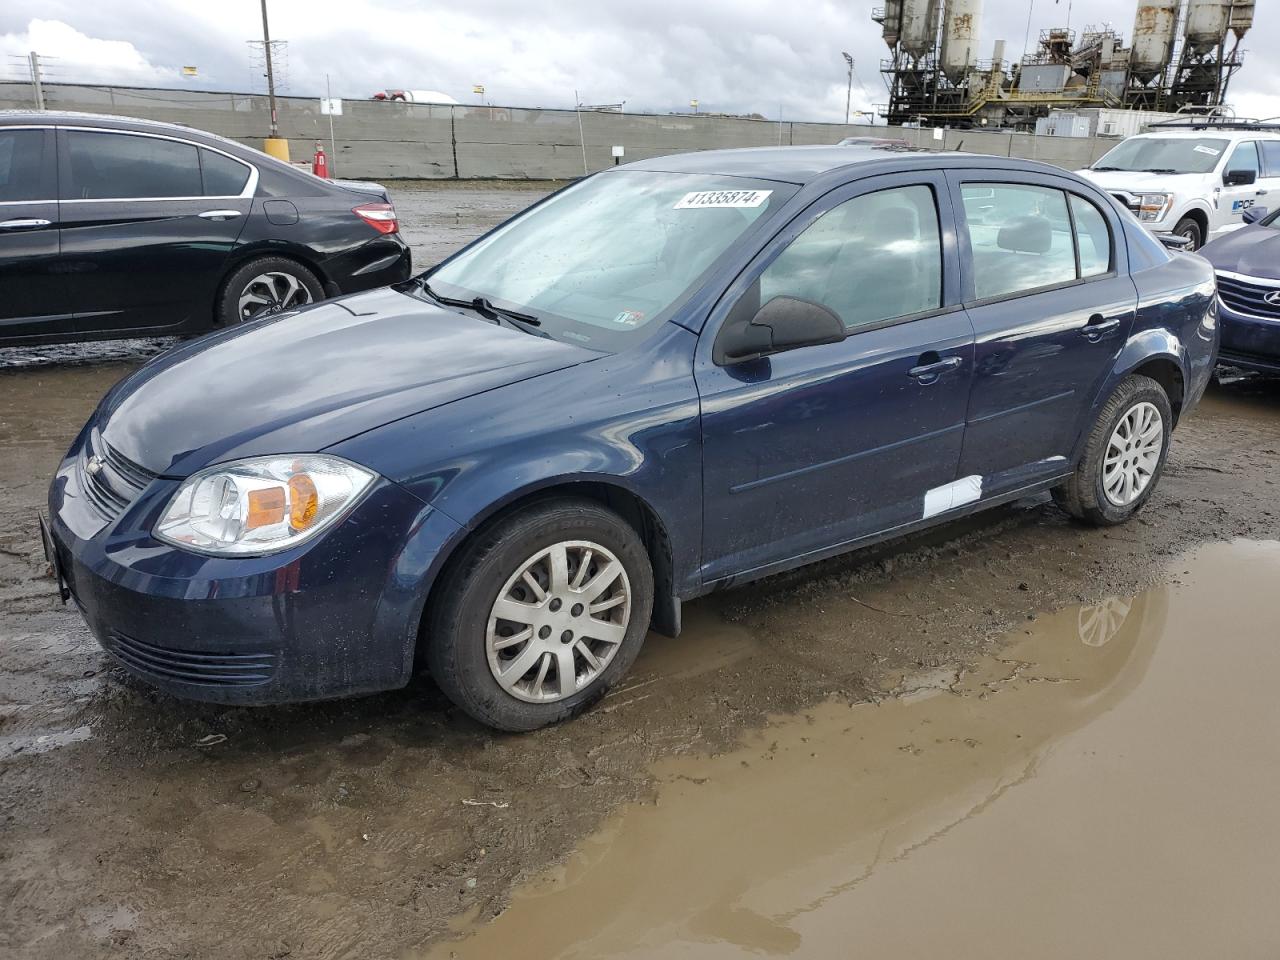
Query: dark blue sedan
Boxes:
[
  {"xmin": 46, "ymin": 146, "xmax": 1218, "ymax": 730},
  {"xmin": 1199, "ymin": 207, "xmax": 1280, "ymax": 374}
]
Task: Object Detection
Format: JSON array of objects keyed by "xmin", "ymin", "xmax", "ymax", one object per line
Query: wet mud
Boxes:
[
  {"xmin": 2, "ymin": 183, "xmax": 1280, "ymax": 958},
  {"xmin": 426, "ymin": 539, "xmax": 1280, "ymax": 959}
]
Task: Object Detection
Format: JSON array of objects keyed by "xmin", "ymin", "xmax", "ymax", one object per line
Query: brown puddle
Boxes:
[{"xmin": 419, "ymin": 539, "xmax": 1280, "ymax": 959}]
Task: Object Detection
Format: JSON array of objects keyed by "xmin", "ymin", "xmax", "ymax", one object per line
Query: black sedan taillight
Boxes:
[{"xmin": 353, "ymin": 202, "xmax": 399, "ymax": 235}]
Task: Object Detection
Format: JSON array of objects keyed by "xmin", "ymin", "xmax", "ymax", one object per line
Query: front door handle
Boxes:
[
  {"xmin": 1081, "ymin": 314, "xmax": 1121, "ymax": 340},
  {"xmin": 198, "ymin": 209, "xmax": 242, "ymax": 220},
  {"xmin": 908, "ymin": 354, "xmax": 962, "ymax": 383},
  {"xmin": 0, "ymin": 218, "xmax": 52, "ymax": 230}
]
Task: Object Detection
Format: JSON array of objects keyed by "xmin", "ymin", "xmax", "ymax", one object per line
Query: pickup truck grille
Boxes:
[
  {"xmin": 1109, "ymin": 191, "xmax": 1141, "ymax": 215},
  {"xmin": 1216, "ymin": 273, "xmax": 1280, "ymax": 320}
]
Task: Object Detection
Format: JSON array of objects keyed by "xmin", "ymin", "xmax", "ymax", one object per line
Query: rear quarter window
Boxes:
[{"xmin": 200, "ymin": 149, "xmax": 251, "ymax": 196}]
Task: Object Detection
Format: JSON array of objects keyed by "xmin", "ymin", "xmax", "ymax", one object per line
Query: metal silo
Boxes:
[
  {"xmin": 940, "ymin": 0, "xmax": 983, "ymax": 83},
  {"xmin": 1131, "ymin": 1, "xmax": 1179, "ymax": 83},
  {"xmin": 881, "ymin": 0, "xmax": 904, "ymax": 49},
  {"xmin": 1185, "ymin": 0, "xmax": 1230, "ymax": 55},
  {"xmin": 1229, "ymin": 0, "xmax": 1255, "ymax": 40},
  {"xmin": 900, "ymin": 0, "xmax": 942, "ymax": 60}
]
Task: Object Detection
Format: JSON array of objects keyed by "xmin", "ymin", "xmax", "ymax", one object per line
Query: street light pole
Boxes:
[
  {"xmin": 260, "ymin": 0, "xmax": 279, "ymax": 139},
  {"xmin": 842, "ymin": 51, "xmax": 853, "ymax": 125}
]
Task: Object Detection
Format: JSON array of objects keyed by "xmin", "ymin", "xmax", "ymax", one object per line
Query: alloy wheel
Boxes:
[
  {"xmin": 238, "ymin": 271, "xmax": 313, "ymax": 321},
  {"xmin": 1102, "ymin": 401, "xmax": 1163, "ymax": 507},
  {"xmin": 486, "ymin": 540, "xmax": 631, "ymax": 703}
]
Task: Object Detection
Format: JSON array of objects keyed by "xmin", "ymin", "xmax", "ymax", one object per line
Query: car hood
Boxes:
[
  {"xmin": 99, "ymin": 287, "xmax": 598, "ymax": 477},
  {"xmin": 1198, "ymin": 223, "xmax": 1280, "ymax": 279},
  {"xmin": 1077, "ymin": 169, "xmax": 1206, "ymax": 193}
]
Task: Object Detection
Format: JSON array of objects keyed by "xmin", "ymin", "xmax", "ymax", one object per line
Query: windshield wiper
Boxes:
[
  {"xmin": 1091, "ymin": 165, "xmax": 1121, "ymax": 171},
  {"xmin": 419, "ymin": 280, "xmax": 548, "ymax": 337},
  {"xmin": 1141, "ymin": 168, "xmax": 1179, "ymax": 174}
]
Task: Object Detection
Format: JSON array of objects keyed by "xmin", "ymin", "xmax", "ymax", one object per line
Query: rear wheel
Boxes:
[
  {"xmin": 426, "ymin": 499, "xmax": 654, "ymax": 731},
  {"xmin": 1053, "ymin": 375, "xmax": 1172, "ymax": 526},
  {"xmin": 1171, "ymin": 216, "xmax": 1203, "ymax": 251},
  {"xmin": 216, "ymin": 256, "xmax": 323, "ymax": 326}
]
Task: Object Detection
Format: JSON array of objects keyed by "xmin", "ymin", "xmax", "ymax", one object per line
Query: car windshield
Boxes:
[
  {"xmin": 423, "ymin": 170, "xmax": 796, "ymax": 351},
  {"xmin": 1092, "ymin": 136, "xmax": 1228, "ymax": 174}
]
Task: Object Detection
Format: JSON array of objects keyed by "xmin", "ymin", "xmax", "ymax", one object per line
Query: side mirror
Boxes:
[
  {"xmin": 1158, "ymin": 233, "xmax": 1194, "ymax": 251},
  {"xmin": 716, "ymin": 296, "xmax": 846, "ymax": 365},
  {"xmin": 1242, "ymin": 205, "xmax": 1270, "ymax": 224},
  {"xmin": 1224, "ymin": 168, "xmax": 1257, "ymax": 186}
]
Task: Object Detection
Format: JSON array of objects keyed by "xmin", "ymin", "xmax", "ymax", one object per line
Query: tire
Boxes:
[
  {"xmin": 215, "ymin": 256, "xmax": 324, "ymax": 326},
  {"xmin": 1171, "ymin": 216, "xmax": 1203, "ymax": 252},
  {"xmin": 425, "ymin": 499, "xmax": 654, "ymax": 732},
  {"xmin": 1052, "ymin": 375, "xmax": 1173, "ymax": 527}
]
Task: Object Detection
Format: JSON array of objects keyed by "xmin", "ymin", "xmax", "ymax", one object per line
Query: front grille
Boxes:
[
  {"xmin": 1110, "ymin": 191, "xmax": 1141, "ymax": 215},
  {"xmin": 78, "ymin": 427, "xmax": 156, "ymax": 522},
  {"xmin": 1216, "ymin": 273, "xmax": 1280, "ymax": 320},
  {"xmin": 106, "ymin": 632, "xmax": 277, "ymax": 687}
]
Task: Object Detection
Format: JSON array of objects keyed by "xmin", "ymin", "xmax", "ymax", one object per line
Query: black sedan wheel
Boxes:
[
  {"xmin": 217, "ymin": 257, "xmax": 324, "ymax": 326},
  {"xmin": 426, "ymin": 499, "xmax": 654, "ymax": 731}
]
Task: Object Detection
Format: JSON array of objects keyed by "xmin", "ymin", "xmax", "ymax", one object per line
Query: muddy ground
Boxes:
[{"xmin": 1, "ymin": 181, "xmax": 1279, "ymax": 959}]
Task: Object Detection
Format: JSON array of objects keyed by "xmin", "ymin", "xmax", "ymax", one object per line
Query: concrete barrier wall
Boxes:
[{"xmin": 0, "ymin": 81, "xmax": 1117, "ymax": 180}]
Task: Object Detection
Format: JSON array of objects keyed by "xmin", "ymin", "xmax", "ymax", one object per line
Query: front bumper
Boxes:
[
  {"xmin": 1218, "ymin": 303, "xmax": 1280, "ymax": 374},
  {"xmin": 47, "ymin": 428, "xmax": 462, "ymax": 705}
]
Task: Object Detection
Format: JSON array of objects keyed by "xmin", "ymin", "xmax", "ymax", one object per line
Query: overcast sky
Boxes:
[{"xmin": 1, "ymin": 1, "xmax": 1277, "ymax": 122}]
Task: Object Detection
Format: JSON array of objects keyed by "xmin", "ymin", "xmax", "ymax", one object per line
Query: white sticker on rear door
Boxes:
[
  {"xmin": 674, "ymin": 189, "xmax": 772, "ymax": 209},
  {"xmin": 1193, "ymin": 145, "xmax": 1221, "ymax": 156}
]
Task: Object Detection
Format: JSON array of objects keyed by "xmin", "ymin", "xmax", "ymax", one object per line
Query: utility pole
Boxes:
[
  {"xmin": 842, "ymin": 52, "xmax": 853, "ymax": 125},
  {"xmin": 260, "ymin": 0, "xmax": 279, "ymax": 138},
  {"xmin": 28, "ymin": 51, "xmax": 45, "ymax": 111}
]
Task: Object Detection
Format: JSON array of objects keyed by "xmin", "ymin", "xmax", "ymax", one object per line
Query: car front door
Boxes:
[
  {"xmin": 57, "ymin": 128, "xmax": 254, "ymax": 337},
  {"xmin": 0, "ymin": 126, "xmax": 72, "ymax": 342},
  {"xmin": 951, "ymin": 173, "xmax": 1135, "ymax": 497},
  {"xmin": 1218, "ymin": 140, "xmax": 1263, "ymax": 235},
  {"xmin": 695, "ymin": 173, "xmax": 974, "ymax": 584}
]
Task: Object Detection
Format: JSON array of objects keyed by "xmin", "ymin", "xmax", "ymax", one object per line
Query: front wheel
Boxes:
[
  {"xmin": 1171, "ymin": 216, "xmax": 1203, "ymax": 252},
  {"xmin": 1053, "ymin": 375, "xmax": 1173, "ymax": 526},
  {"xmin": 426, "ymin": 499, "xmax": 654, "ymax": 731}
]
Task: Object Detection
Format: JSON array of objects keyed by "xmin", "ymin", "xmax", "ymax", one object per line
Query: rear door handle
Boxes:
[
  {"xmin": 1081, "ymin": 314, "xmax": 1121, "ymax": 340},
  {"xmin": 0, "ymin": 218, "xmax": 52, "ymax": 230},
  {"xmin": 198, "ymin": 209, "xmax": 242, "ymax": 220},
  {"xmin": 908, "ymin": 355, "xmax": 962, "ymax": 382}
]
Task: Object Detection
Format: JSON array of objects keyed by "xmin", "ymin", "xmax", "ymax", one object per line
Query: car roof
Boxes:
[
  {"xmin": 1125, "ymin": 128, "xmax": 1280, "ymax": 140},
  {"xmin": 624, "ymin": 144, "xmax": 1077, "ymax": 185},
  {"xmin": 0, "ymin": 109, "xmax": 260, "ymax": 155}
]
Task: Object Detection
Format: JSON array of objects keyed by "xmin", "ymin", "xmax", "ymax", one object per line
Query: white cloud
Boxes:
[{"xmin": 0, "ymin": 19, "xmax": 178, "ymax": 86}]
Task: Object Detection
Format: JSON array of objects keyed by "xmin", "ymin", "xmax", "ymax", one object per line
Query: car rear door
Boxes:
[
  {"xmin": 57, "ymin": 127, "xmax": 254, "ymax": 337},
  {"xmin": 0, "ymin": 126, "xmax": 72, "ymax": 342},
  {"xmin": 695, "ymin": 172, "xmax": 974, "ymax": 584},
  {"xmin": 949, "ymin": 170, "xmax": 1135, "ymax": 498}
]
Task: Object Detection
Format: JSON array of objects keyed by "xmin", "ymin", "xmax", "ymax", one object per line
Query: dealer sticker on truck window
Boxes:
[{"xmin": 674, "ymin": 189, "xmax": 772, "ymax": 209}]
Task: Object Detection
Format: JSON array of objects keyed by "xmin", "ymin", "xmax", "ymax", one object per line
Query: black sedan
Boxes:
[{"xmin": 0, "ymin": 111, "xmax": 411, "ymax": 346}]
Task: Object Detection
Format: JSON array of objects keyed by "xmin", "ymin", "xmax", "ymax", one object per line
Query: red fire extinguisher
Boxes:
[{"xmin": 312, "ymin": 143, "xmax": 329, "ymax": 179}]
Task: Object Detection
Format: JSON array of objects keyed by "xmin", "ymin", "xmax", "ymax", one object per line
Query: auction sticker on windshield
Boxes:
[{"xmin": 675, "ymin": 189, "xmax": 772, "ymax": 209}]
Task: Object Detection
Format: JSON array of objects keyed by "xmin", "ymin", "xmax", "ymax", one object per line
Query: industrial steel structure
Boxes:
[{"xmin": 873, "ymin": 0, "xmax": 1256, "ymax": 129}]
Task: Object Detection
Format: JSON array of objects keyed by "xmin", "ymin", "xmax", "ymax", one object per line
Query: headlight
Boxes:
[
  {"xmin": 1139, "ymin": 194, "xmax": 1173, "ymax": 222},
  {"xmin": 155, "ymin": 455, "xmax": 376, "ymax": 556}
]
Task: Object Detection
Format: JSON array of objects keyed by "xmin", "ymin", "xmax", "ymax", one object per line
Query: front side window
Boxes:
[
  {"xmin": 64, "ymin": 131, "xmax": 201, "ymax": 200},
  {"xmin": 1226, "ymin": 141, "xmax": 1260, "ymax": 177},
  {"xmin": 758, "ymin": 184, "xmax": 943, "ymax": 329},
  {"xmin": 962, "ymin": 183, "xmax": 1076, "ymax": 299},
  {"xmin": 0, "ymin": 129, "xmax": 48, "ymax": 202},
  {"xmin": 200, "ymin": 148, "xmax": 251, "ymax": 196},
  {"xmin": 427, "ymin": 171, "xmax": 796, "ymax": 351},
  {"xmin": 1091, "ymin": 136, "xmax": 1227, "ymax": 175}
]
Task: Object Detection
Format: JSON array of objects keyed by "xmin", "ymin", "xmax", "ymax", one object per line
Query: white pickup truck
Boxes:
[{"xmin": 1078, "ymin": 120, "xmax": 1280, "ymax": 251}]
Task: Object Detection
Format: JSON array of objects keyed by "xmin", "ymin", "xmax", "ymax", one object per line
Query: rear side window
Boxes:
[
  {"xmin": 0, "ymin": 129, "xmax": 48, "ymax": 202},
  {"xmin": 1070, "ymin": 195, "xmax": 1112, "ymax": 277},
  {"xmin": 759, "ymin": 184, "xmax": 943, "ymax": 329},
  {"xmin": 1262, "ymin": 141, "xmax": 1280, "ymax": 178},
  {"xmin": 961, "ymin": 183, "xmax": 1077, "ymax": 299},
  {"xmin": 200, "ymin": 148, "xmax": 251, "ymax": 196},
  {"xmin": 64, "ymin": 131, "xmax": 201, "ymax": 200}
]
